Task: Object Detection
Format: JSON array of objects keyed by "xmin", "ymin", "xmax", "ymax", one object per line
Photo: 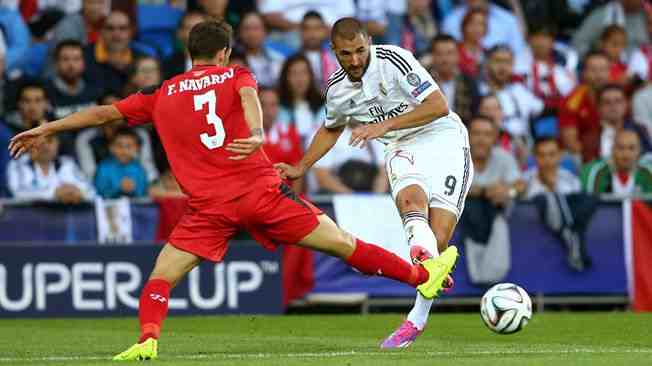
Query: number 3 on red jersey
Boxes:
[{"xmin": 194, "ymin": 90, "xmax": 225, "ymax": 149}]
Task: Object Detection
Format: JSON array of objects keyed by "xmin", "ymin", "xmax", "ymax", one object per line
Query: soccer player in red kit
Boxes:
[{"xmin": 9, "ymin": 20, "xmax": 458, "ymax": 361}]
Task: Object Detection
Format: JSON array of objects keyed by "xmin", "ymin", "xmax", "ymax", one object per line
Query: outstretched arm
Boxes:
[
  {"xmin": 275, "ymin": 124, "xmax": 345, "ymax": 180},
  {"xmin": 9, "ymin": 105, "xmax": 123, "ymax": 158}
]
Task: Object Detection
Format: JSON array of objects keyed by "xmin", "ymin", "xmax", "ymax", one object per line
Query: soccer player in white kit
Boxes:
[{"xmin": 275, "ymin": 18, "xmax": 474, "ymax": 348}]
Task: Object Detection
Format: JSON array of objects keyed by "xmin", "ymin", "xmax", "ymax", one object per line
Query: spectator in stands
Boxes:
[
  {"xmin": 7, "ymin": 129, "xmax": 94, "ymax": 203},
  {"xmin": 260, "ymin": 88, "xmax": 304, "ymax": 193},
  {"xmin": 123, "ymin": 56, "xmax": 161, "ymax": 96},
  {"xmin": 76, "ymin": 92, "xmax": 158, "ymax": 182},
  {"xmin": 526, "ymin": 137, "xmax": 596, "ymax": 272},
  {"xmin": 480, "ymin": 45, "xmax": 544, "ymax": 140},
  {"xmin": 0, "ymin": 122, "xmax": 10, "ymax": 196},
  {"xmin": 236, "ymin": 12, "xmax": 286, "ymax": 88},
  {"xmin": 298, "ymin": 11, "xmax": 337, "ymax": 88},
  {"xmin": 599, "ymin": 25, "xmax": 629, "ymax": 84},
  {"xmin": 94, "ymin": 127, "xmax": 148, "ymax": 199},
  {"xmin": 356, "ymin": 0, "xmax": 406, "ymax": 46},
  {"xmin": 83, "ymin": 10, "xmax": 143, "ymax": 93},
  {"xmin": 0, "ymin": 6, "xmax": 30, "ymax": 73},
  {"xmin": 582, "ymin": 129, "xmax": 652, "ymax": 195},
  {"xmin": 442, "ymin": 0, "xmax": 527, "ymax": 54},
  {"xmin": 50, "ymin": 0, "xmax": 108, "ymax": 46},
  {"xmin": 595, "ymin": 84, "xmax": 651, "ymax": 161},
  {"xmin": 228, "ymin": 49, "xmax": 247, "ymax": 67},
  {"xmin": 572, "ymin": 0, "xmax": 649, "ymax": 57},
  {"xmin": 400, "ymin": 0, "xmax": 438, "ymax": 57},
  {"xmin": 427, "ymin": 34, "xmax": 478, "ymax": 125},
  {"xmin": 196, "ymin": 0, "xmax": 229, "ymax": 21},
  {"xmin": 466, "ymin": 115, "xmax": 525, "ymax": 207},
  {"xmin": 632, "ymin": 81, "xmax": 652, "ymax": 140},
  {"xmin": 162, "ymin": 11, "xmax": 209, "ymax": 79},
  {"xmin": 559, "ymin": 52, "xmax": 611, "ymax": 162},
  {"xmin": 627, "ymin": 6, "xmax": 652, "ymax": 81},
  {"xmin": 514, "ymin": 25, "xmax": 577, "ymax": 113},
  {"xmin": 259, "ymin": 0, "xmax": 355, "ymax": 49},
  {"xmin": 477, "ymin": 94, "xmax": 527, "ymax": 166},
  {"xmin": 313, "ymin": 124, "xmax": 387, "ymax": 194},
  {"xmin": 45, "ymin": 39, "xmax": 101, "ymax": 120},
  {"xmin": 277, "ymin": 54, "xmax": 325, "ymax": 147},
  {"xmin": 5, "ymin": 81, "xmax": 50, "ymax": 134},
  {"xmin": 457, "ymin": 8, "xmax": 487, "ymax": 78},
  {"xmin": 460, "ymin": 115, "xmax": 525, "ymax": 284}
]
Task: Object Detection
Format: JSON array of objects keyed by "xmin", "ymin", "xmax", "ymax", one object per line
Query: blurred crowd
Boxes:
[{"xmin": 1, "ymin": 0, "xmax": 652, "ymax": 205}]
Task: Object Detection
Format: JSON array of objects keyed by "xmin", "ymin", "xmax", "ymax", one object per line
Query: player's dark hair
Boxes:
[
  {"xmin": 17, "ymin": 79, "xmax": 46, "ymax": 100},
  {"xmin": 431, "ymin": 34, "xmax": 457, "ymax": 49},
  {"xmin": 302, "ymin": 10, "xmax": 324, "ymax": 25},
  {"xmin": 486, "ymin": 43, "xmax": 513, "ymax": 58},
  {"xmin": 597, "ymin": 83, "xmax": 626, "ymax": 102},
  {"xmin": 187, "ymin": 20, "xmax": 233, "ymax": 61},
  {"xmin": 53, "ymin": 39, "xmax": 83, "ymax": 61},
  {"xmin": 110, "ymin": 127, "xmax": 142, "ymax": 147},
  {"xmin": 331, "ymin": 17, "xmax": 367, "ymax": 42},
  {"xmin": 277, "ymin": 53, "xmax": 324, "ymax": 113}
]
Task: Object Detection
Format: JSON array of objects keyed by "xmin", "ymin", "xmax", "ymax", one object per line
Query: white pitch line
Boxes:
[{"xmin": 1, "ymin": 348, "xmax": 651, "ymax": 363}]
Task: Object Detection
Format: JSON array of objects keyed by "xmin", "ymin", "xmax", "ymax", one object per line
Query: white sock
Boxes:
[{"xmin": 403, "ymin": 211, "xmax": 437, "ymax": 330}]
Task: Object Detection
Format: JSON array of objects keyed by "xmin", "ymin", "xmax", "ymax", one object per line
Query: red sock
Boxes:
[
  {"xmin": 138, "ymin": 279, "xmax": 171, "ymax": 343},
  {"xmin": 346, "ymin": 239, "xmax": 428, "ymax": 287}
]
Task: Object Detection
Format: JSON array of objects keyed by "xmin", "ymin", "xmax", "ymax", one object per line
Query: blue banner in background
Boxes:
[
  {"xmin": 311, "ymin": 203, "xmax": 627, "ymax": 297},
  {"xmin": 0, "ymin": 243, "xmax": 282, "ymax": 317}
]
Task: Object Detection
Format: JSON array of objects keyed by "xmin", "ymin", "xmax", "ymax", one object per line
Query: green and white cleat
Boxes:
[
  {"xmin": 113, "ymin": 338, "xmax": 158, "ymax": 361},
  {"xmin": 416, "ymin": 246, "xmax": 458, "ymax": 299}
]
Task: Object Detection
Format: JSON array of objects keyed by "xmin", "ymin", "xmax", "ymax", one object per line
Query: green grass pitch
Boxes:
[{"xmin": 0, "ymin": 313, "xmax": 650, "ymax": 365}]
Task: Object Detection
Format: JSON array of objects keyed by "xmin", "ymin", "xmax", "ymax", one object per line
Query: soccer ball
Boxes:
[{"xmin": 480, "ymin": 283, "xmax": 532, "ymax": 334}]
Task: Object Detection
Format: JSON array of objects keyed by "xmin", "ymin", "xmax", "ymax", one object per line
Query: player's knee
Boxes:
[
  {"xmin": 397, "ymin": 193, "xmax": 428, "ymax": 213},
  {"xmin": 331, "ymin": 229, "xmax": 356, "ymax": 259}
]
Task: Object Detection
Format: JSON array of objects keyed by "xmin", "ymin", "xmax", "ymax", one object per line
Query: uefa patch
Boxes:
[
  {"xmin": 411, "ymin": 81, "xmax": 432, "ymax": 97},
  {"xmin": 406, "ymin": 72, "xmax": 421, "ymax": 87}
]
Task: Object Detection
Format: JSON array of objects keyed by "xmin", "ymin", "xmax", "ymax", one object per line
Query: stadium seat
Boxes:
[{"xmin": 137, "ymin": 4, "xmax": 183, "ymax": 59}]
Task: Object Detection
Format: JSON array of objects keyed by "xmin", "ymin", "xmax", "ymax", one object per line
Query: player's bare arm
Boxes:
[
  {"xmin": 274, "ymin": 124, "xmax": 345, "ymax": 180},
  {"xmin": 9, "ymin": 105, "xmax": 123, "ymax": 158},
  {"xmin": 225, "ymin": 86, "xmax": 265, "ymax": 160},
  {"xmin": 349, "ymin": 90, "xmax": 449, "ymax": 147}
]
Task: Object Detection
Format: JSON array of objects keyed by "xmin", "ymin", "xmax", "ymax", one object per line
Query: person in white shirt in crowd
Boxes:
[
  {"xmin": 276, "ymin": 54, "xmax": 326, "ymax": 147},
  {"xmin": 297, "ymin": 11, "xmax": 338, "ymax": 88},
  {"xmin": 236, "ymin": 12, "xmax": 287, "ymax": 88},
  {"xmin": 525, "ymin": 137, "xmax": 581, "ymax": 199},
  {"xmin": 480, "ymin": 44, "xmax": 544, "ymax": 141},
  {"xmin": 632, "ymin": 81, "xmax": 652, "ymax": 141},
  {"xmin": 572, "ymin": 0, "xmax": 649, "ymax": 58},
  {"xmin": 357, "ymin": 0, "xmax": 407, "ymax": 46},
  {"xmin": 7, "ymin": 126, "xmax": 94, "ymax": 203},
  {"xmin": 259, "ymin": 0, "xmax": 355, "ymax": 49},
  {"xmin": 442, "ymin": 0, "xmax": 527, "ymax": 54},
  {"xmin": 514, "ymin": 25, "xmax": 577, "ymax": 112},
  {"xmin": 626, "ymin": 5, "xmax": 652, "ymax": 81},
  {"xmin": 75, "ymin": 92, "xmax": 159, "ymax": 182}
]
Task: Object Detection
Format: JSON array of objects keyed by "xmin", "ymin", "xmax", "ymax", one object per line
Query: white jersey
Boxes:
[{"xmin": 324, "ymin": 44, "xmax": 463, "ymax": 145}]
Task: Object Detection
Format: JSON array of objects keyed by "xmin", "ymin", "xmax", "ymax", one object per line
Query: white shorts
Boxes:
[{"xmin": 384, "ymin": 115, "xmax": 474, "ymax": 219}]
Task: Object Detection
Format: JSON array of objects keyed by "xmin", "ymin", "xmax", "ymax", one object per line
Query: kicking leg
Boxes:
[{"xmin": 113, "ymin": 243, "xmax": 201, "ymax": 361}]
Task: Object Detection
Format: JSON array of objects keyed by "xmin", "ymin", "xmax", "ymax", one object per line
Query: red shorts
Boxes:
[{"xmin": 168, "ymin": 180, "xmax": 322, "ymax": 262}]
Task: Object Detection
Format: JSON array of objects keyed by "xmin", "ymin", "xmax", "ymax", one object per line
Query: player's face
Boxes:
[
  {"xmin": 56, "ymin": 47, "xmax": 85, "ymax": 82},
  {"xmin": 599, "ymin": 89, "xmax": 627, "ymax": 123},
  {"xmin": 534, "ymin": 140, "xmax": 561, "ymax": 172},
  {"xmin": 488, "ymin": 50, "xmax": 513, "ymax": 85},
  {"xmin": 332, "ymin": 33, "xmax": 371, "ymax": 82},
  {"xmin": 301, "ymin": 18, "xmax": 327, "ymax": 50},
  {"xmin": 613, "ymin": 132, "xmax": 641, "ymax": 172},
  {"xmin": 111, "ymin": 136, "xmax": 139, "ymax": 164},
  {"xmin": 469, "ymin": 119, "xmax": 497, "ymax": 159}
]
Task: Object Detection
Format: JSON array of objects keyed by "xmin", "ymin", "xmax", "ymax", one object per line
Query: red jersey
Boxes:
[
  {"xmin": 114, "ymin": 65, "xmax": 280, "ymax": 212},
  {"xmin": 558, "ymin": 85, "xmax": 600, "ymax": 163}
]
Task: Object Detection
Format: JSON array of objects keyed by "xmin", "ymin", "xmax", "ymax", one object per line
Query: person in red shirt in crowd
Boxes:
[
  {"xmin": 9, "ymin": 20, "xmax": 456, "ymax": 360},
  {"xmin": 559, "ymin": 51, "xmax": 611, "ymax": 163},
  {"xmin": 599, "ymin": 25, "xmax": 629, "ymax": 85},
  {"xmin": 458, "ymin": 8, "xmax": 487, "ymax": 78},
  {"xmin": 260, "ymin": 87, "xmax": 304, "ymax": 193}
]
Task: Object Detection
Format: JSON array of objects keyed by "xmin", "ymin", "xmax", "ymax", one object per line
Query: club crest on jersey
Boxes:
[{"xmin": 406, "ymin": 72, "xmax": 421, "ymax": 87}]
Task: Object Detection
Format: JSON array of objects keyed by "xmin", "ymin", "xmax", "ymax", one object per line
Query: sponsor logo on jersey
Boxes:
[
  {"xmin": 411, "ymin": 81, "xmax": 432, "ymax": 97},
  {"xmin": 406, "ymin": 72, "xmax": 421, "ymax": 87},
  {"xmin": 370, "ymin": 102, "xmax": 409, "ymax": 123}
]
